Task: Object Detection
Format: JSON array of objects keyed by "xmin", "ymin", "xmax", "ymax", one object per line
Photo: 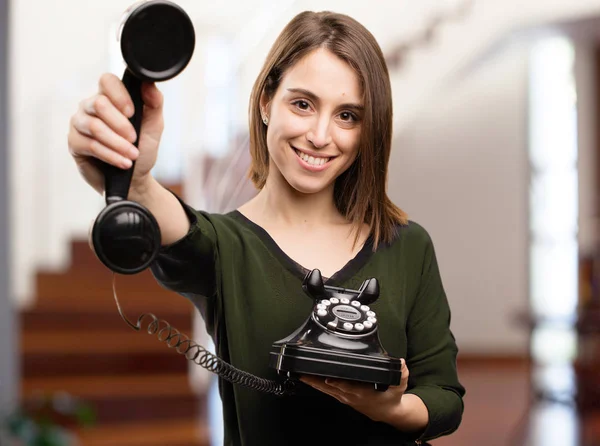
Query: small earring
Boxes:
[{"xmin": 263, "ymin": 116, "xmax": 269, "ymax": 125}]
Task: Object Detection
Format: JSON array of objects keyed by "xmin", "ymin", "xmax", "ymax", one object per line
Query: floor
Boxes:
[
  {"xmin": 431, "ymin": 360, "xmax": 530, "ymax": 446},
  {"xmin": 431, "ymin": 360, "xmax": 594, "ymax": 446}
]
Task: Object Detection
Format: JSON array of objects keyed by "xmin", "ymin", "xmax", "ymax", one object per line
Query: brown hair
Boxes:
[{"xmin": 248, "ymin": 11, "xmax": 408, "ymax": 249}]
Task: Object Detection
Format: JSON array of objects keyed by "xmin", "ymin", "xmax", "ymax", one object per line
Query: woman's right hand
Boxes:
[{"xmin": 67, "ymin": 72, "xmax": 165, "ymax": 196}]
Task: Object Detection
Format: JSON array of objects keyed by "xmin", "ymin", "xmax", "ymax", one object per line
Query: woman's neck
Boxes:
[{"xmin": 247, "ymin": 173, "xmax": 346, "ymax": 229}]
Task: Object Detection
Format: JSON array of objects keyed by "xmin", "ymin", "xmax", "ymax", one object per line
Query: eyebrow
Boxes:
[{"xmin": 286, "ymin": 88, "xmax": 364, "ymax": 111}]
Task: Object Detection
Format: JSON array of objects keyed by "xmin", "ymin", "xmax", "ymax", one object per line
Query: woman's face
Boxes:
[{"xmin": 262, "ymin": 48, "xmax": 363, "ymax": 195}]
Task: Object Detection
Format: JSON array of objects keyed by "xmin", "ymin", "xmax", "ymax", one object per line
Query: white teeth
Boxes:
[{"xmin": 295, "ymin": 149, "xmax": 330, "ymax": 166}]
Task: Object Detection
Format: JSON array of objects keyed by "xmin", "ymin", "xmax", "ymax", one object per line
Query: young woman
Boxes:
[{"xmin": 68, "ymin": 10, "xmax": 465, "ymax": 445}]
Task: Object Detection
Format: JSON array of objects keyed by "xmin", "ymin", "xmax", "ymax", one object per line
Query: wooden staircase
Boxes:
[{"xmin": 20, "ymin": 238, "xmax": 212, "ymax": 446}]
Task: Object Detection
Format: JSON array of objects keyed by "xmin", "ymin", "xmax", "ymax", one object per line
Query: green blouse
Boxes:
[{"xmin": 150, "ymin": 201, "xmax": 465, "ymax": 445}]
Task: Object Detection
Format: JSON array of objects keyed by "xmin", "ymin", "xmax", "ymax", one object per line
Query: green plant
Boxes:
[{"xmin": 1, "ymin": 392, "xmax": 95, "ymax": 446}]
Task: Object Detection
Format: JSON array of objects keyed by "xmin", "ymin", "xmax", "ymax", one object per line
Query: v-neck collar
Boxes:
[{"xmin": 229, "ymin": 210, "xmax": 374, "ymax": 286}]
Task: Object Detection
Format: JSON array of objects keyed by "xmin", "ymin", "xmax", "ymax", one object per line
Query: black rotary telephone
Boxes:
[
  {"xmin": 92, "ymin": 0, "xmax": 402, "ymax": 396},
  {"xmin": 270, "ymin": 269, "xmax": 401, "ymax": 392}
]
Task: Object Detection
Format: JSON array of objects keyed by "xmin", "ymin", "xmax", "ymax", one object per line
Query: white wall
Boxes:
[
  {"xmin": 389, "ymin": 32, "xmax": 598, "ymax": 354},
  {"xmin": 389, "ymin": 40, "xmax": 531, "ymax": 354}
]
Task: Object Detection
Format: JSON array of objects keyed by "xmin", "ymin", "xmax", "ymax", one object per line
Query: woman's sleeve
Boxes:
[
  {"xmin": 150, "ymin": 196, "xmax": 220, "ymax": 300},
  {"xmin": 404, "ymin": 230, "xmax": 466, "ymax": 442}
]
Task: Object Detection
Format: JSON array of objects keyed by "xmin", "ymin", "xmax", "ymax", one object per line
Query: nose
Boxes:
[{"xmin": 306, "ymin": 117, "xmax": 332, "ymax": 149}]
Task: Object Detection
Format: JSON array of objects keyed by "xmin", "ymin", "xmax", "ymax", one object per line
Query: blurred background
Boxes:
[{"xmin": 2, "ymin": 0, "xmax": 600, "ymax": 444}]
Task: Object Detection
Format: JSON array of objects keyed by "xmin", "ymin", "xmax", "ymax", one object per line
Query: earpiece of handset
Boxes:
[
  {"xmin": 356, "ymin": 278, "xmax": 379, "ymax": 305},
  {"xmin": 302, "ymin": 269, "xmax": 327, "ymax": 299},
  {"xmin": 90, "ymin": 69, "xmax": 162, "ymax": 275}
]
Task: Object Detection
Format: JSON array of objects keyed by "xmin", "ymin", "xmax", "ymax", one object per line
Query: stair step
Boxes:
[
  {"xmin": 35, "ymin": 270, "xmax": 180, "ymax": 300},
  {"xmin": 22, "ymin": 351, "xmax": 193, "ymax": 377},
  {"xmin": 89, "ymin": 395, "xmax": 203, "ymax": 424},
  {"xmin": 90, "ymin": 395, "xmax": 202, "ymax": 424},
  {"xmin": 26, "ymin": 392, "xmax": 203, "ymax": 425},
  {"xmin": 73, "ymin": 419, "xmax": 209, "ymax": 446},
  {"xmin": 68, "ymin": 243, "xmax": 188, "ymax": 276},
  {"xmin": 21, "ymin": 309, "xmax": 193, "ymax": 332},
  {"xmin": 22, "ymin": 374, "xmax": 205, "ymax": 424},
  {"xmin": 32, "ymin": 277, "xmax": 192, "ymax": 309},
  {"xmin": 21, "ymin": 329, "xmax": 204, "ymax": 355},
  {"xmin": 22, "ymin": 389, "xmax": 203, "ymax": 425},
  {"xmin": 68, "ymin": 242, "xmax": 110, "ymax": 272},
  {"xmin": 22, "ymin": 373, "xmax": 194, "ymax": 399},
  {"xmin": 32, "ymin": 294, "xmax": 193, "ymax": 314},
  {"xmin": 68, "ymin": 241, "xmax": 116, "ymax": 273}
]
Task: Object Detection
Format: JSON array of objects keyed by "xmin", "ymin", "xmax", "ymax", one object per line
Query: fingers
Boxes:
[
  {"xmin": 325, "ymin": 378, "xmax": 371, "ymax": 396},
  {"xmin": 400, "ymin": 359, "xmax": 409, "ymax": 390},
  {"xmin": 70, "ymin": 111, "xmax": 139, "ymax": 163},
  {"xmin": 139, "ymin": 82, "xmax": 165, "ymax": 140},
  {"xmin": 301, "ymin": 375, "xmax": 370, "ymax": 399},
  {"xmin": 68, "ymin": 71, "xmax": 140, "ymax": 170},
  {"xmin": 98, "ymin": 72, "xmax": 135, "ymax": 117},
  {"xmin": 68, "ymin": 126, "xmax": 133, "ymax": 170},
  {"xmin": 300, "ymin": 376, "xmax": 349, "ymax": 403},
  {"xmin": 299, "ymin": 375, "xmax": 325, "ymax": 389},
  {"xmin": 300, "ymin": 376, "xmax": 338, "ymax": 394},
  {"xmin": 81, "ymin": 93, "xmax": 137, "ymax": 144},
  {"xmin": 141, "ymin": 82, "xmax": 164, "ymax": 110}
]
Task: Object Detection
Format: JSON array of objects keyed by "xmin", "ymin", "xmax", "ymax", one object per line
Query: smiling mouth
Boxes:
[{"xmin": 293, "ymin": 147, "xmax": 332, "ymax": 167}]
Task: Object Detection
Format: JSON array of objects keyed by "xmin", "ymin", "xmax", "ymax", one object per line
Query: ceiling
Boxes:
[{"xmin": 172, "ymin": 0, "xmax": 468, "ymax": 54}]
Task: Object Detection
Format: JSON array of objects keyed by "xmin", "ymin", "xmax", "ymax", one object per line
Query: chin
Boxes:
[{"xmin": 287, "ymin": 178, "xmax": 332, "ymax": 195}]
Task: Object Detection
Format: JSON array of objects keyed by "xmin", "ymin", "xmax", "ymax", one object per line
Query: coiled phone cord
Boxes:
[{"xmin": 111, "ymin": 274, "xmax": 296, "ymax": 396}]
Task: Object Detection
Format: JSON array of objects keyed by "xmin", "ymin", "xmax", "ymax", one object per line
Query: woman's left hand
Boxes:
[{"xmin": 300, "ymin": 359, "xmax": 409, "ymax": 422}]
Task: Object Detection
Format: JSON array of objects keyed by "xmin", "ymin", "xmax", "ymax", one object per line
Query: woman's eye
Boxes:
[
  {"xmin": 293, "ymin": 100, "xmax": 310, "ymax": 111},
  {"xmin": 339, "ymin": 111, "xmax": 358, "ymax": 122}
]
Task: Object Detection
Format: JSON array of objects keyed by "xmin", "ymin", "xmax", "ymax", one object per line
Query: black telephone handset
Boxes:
[
  {"xmin": 96, "ymin": 0, "xmax": 402, "ymax": 397},
  {"xmin": 270, "ymin": 269, "xmax": 401, "ymax": 391},
  {"xmin": 90, "ymin": 0, "xmax": 195, "ymax": 275}
]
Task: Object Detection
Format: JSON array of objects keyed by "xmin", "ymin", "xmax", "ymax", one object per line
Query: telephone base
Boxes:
[{"xmin": 269, "ymin": 343, "xmax": 401, "ymax": 391}]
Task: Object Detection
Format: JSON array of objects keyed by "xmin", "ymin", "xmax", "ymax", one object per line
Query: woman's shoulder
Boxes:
[
  {"xmin": 389, "ymin": 219, "xmax": 435, "ymax": 250},
  {"xmin": 195, "ymin": 209, "xmax": 249, "ymax": 228},
  {"xmin": 196, "ymin": 209, "xmax": 264, "ymax": 241}
]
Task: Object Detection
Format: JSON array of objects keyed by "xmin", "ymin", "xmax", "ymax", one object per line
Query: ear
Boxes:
[{"xmin": 259, "ymin": 90, "xmax": 271, "ymax": 119}]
